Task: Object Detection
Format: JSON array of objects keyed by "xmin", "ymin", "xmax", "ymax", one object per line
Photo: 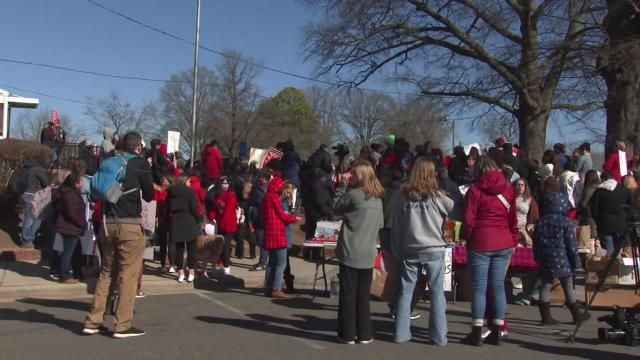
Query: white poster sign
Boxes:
[
  {"xmin": 426, "ymin": 247, "xmax": 453, "ymax": 292},
  {"xmin": 167, "ymin": 131, "xmax": 181, "ymax": 154},
  {"xmin": 619, "ymin": 150, "xmax": 628, "ymax": 177},
  {"xmin": 249, "ymin": 148, "xmax": 267, "ymax": 169}
]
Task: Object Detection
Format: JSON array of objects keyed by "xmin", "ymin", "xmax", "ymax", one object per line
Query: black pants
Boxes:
[
  {"xmin": 175, "ymin": 241, "xmax": 196, "ymax": 271},
  {"xmin": 284, "ymin": 252, "xmax": 292, "ymax": 277},
  {"xmin": 302, "ymin": 210, "xmax": 321, "ymax": 259},
  {"xmin": 338, "ymin": 264, "xmax": 373, "ymax": 341},
  {"xmin": 221, "ymin": 232, "xmax": 235, "ymax": 267},
  {"xmin": 234, "ymin": 222, "xmax": 256, "ymax": 259},
  {"xmin": 157, "ymin": 223, "xmax": 175, "ymax": 267}
]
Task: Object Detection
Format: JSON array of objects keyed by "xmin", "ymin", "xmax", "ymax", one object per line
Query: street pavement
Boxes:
[{"xmin": 1, "ymin": 284, "xmax": 638, "ymax": 360}]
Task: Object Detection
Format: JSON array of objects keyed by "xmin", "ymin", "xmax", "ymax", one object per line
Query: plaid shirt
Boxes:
[{"xmin": 262, "ymin": 177, "xmax": 297, "ymax": 250}]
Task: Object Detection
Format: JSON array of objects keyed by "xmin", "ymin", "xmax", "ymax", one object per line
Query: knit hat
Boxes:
[{"xmin": 384, "ymin": 134, "xmax": 396, "ymax": 146}]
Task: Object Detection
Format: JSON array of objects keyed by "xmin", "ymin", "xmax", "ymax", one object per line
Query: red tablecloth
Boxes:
[{"xmin": 452, "ymin": 245, "xmax": 538, "ymax": 272}]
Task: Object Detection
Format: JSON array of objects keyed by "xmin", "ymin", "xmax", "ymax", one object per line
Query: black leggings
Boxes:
[
  {"xmin": 157, "ymin": 223, "xmax": 175, "ymax": 267},
  {"xmin": 175, "ymin": 241, "xmax": 196, "ymax": 271},
  {"xmin": 221, "ymin": 232, "xmax": 235, "ymax": 267}
]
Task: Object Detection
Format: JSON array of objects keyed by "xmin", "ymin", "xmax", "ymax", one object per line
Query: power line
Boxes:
[
  {"xmin": 0, "ymin": 83, "xmax": 89, "ymax": 105},
  {"xmin": 84, "ymin": 0, "xmax": 410, "ymax": 96}
]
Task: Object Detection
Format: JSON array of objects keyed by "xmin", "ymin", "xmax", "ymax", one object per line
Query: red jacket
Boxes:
[
  {"xmin": 204, "ymin": 146, "xmax": 224, "ymax": 180},
  {"xmin": 189, "ymin": 176, "xmax": 206, "ymax": 216},
  {"xmin": 463, "ymin": 170, "xmax": 519, "ymax": 252},
  {"xmin": 154, "ymin": 187, "xmax": 169, "ymax": 224},
  {"xmin": 208, "ymin": 189, "xmax": 238, "ymax": 234},
  {"xmin": 262, "ymin": 177, "xmax": 298, "ymax": 250},
  {"xmin": 603, "ymin": 151, "xmax": 626, "ymax": 182}
]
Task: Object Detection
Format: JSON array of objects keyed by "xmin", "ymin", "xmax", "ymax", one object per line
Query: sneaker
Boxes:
[
  {"xmin": 113, "ymin": 327, "xmax": 145, "ymax": 339},
  {"xmin": 49, "ymin": 273, "xmax": 60, "ymax": 281},
  {"xmin": 187, "ymin": 272, "xmax": 195, "ymax": 283},
  {"xmin": 410, "ymin": 311, "xmax": 422, "ymax": 320},
  {"xmin": 223, "ymin": 267, "xmax": 231, "ymax": 275},
  {"xmin": 62, "ymin": 278, "xmax": 79, "ymax": 285},
  {"xmin": 337, "ymin": 337, "xmax": 355, "ymax": 345},
  {"xmin": 168, "ymin": 266, "xmax": 176, "ymax": 274},
  {"xmin": 358, "ymin": 338, "xmax": 374, "ymax": 344},
  {"xmin": 249, "ymin": 265, "xmax": 266, "ymax": 272},
  {"xmin": 135, "ymin": 291, "xmax": 146, "ymax": 299},
  {"xmin": 159, "ymin": 266, "xmax": 168, "ymax": 274},
  {"xmin": 178, "ymin": 273, "xmax": 185, "ymax": 283},
  {"xmin": 82, "ymin": 325, "xmax": 109, "ymax": 335}
]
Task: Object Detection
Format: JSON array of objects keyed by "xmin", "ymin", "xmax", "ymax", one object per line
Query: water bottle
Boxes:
[{"xmin": 330, "ymin": 275, "xmax": 340, "ymax": 299}]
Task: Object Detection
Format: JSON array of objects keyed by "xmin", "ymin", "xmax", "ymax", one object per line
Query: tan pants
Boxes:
[{"xmin": 85, "ymin": 223, "xmax": 145, "ymax": 332}]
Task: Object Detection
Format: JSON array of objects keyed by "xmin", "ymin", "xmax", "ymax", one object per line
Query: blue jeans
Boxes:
[
  {"xmin": 60, "ymin": 235, "xmax": 79, "ymax": 280},
  {"xmin": 468, "ymin": 248, "xmax": 513, "ymax": 325},
  {"xmin": 394, "ymin": 251, "xmax": 447, "ymax": 345},
  {"xmin": 21, "ymin": 193, "xmax": 42, "ymax": 244},
  {"xmin": 266, "ymin": 248, "xmax": 288, "ymax": 290},
  {"xmin": 601, "ymin": 234, "xmax": 622, "ymax": 256},
  {"xmin": 255, "ymin": 229, "xmax": 269, "ymax": 267}
]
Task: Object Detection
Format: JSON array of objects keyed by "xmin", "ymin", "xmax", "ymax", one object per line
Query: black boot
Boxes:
[
  {"xmin": 538, "ymin": 301, "xmax": 559, "ymax": 326},
  {"xmin": 484, "ymin": 323, "xmax": 503, "ymax": 346},
  {"xmin": 568, "ymin": 302, "xmax": 591, "ymax": 324},
  {"xmin": 284, "ymin": 274, "xmax": 296, "ymax": 293},
  {"xmin": 461, "ymin": 326, "xmax": 483, "ymax": 346}
]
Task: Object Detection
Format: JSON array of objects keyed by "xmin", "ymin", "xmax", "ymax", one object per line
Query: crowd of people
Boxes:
[{"xmin": 11, "ymin": 126, "xmax": 638, "ymax": 344}]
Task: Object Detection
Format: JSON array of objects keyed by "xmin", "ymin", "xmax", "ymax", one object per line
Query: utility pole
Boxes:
[
  {"xmin": 451, "ymin": 119, "xmax": 455, "ymax": 153},
  {"xmin": 190, "ymin": 0, "xmax": 202, "ymax": 163}
]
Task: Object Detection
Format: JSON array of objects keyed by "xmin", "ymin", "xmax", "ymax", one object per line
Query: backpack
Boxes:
[
  {"xmin": 7, "ymin": 168, "xmax": 28, "ymax": 195},
  {"xmin": 91, "ymin": 154, "xmax": 136, "ymax": 204}
]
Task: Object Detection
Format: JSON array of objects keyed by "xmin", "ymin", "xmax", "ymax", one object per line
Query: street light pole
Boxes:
[
  {"xmin": 190, "ymin": 0, "xmax": 202, "ymax": 164},
  {"xmin": 451, "ymin": 119, "xmax": 455, "ymax": 153}
]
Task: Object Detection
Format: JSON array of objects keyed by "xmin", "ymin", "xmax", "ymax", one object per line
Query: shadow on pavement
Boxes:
[
  {"xmin": 0, "ymin": 308, "xmax": 81, "ymax": 334},
  {"xmin": 508, "ymin": 338, "xmax": 638, "ymax": 360},
  {"xmin": 17, "ymin": 298, "xmax": 90, "ymax": 312}
]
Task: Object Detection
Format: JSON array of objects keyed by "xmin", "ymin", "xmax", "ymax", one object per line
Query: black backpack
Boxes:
[{"xmin": 7, "ymin": 167, "xmax": 28, "ymax": 195}]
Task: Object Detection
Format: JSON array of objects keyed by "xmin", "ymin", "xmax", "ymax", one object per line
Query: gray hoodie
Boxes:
[
  {"xmin": 390, "ymin": 191, "xmax": 453, "ymax": 259},
  {"xmin": 101, "ymin": 128, "xmax": 115, "ymax": 155}
]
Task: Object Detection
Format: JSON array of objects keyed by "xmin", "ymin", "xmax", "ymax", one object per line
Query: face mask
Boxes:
[{"xmin": 220, "ymin": 183, "xmax": 230, "ymax": 191}]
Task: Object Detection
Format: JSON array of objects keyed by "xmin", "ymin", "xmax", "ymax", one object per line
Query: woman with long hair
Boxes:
[
  {"xmin": 577, "ymin": 170, "xmax": 601, "ymax": 241},
  {"xmin": 462, "ymin": 156, "xmax": 518, "ymax": 346},
  {"xmin": 168, "ymin": 174, "xmax": 201, "ymax": 283},
  {"xmin": 390, "ymin": 157, "xmax": 453, "ymax": 345},
  {"xmin": 512, "ymin": 178, "xmax": 539, "ymax": 247},
  {"xmin": 334, "ymin": 160, "xmax": 384, "ymax": 344},
  {"xmin": 207, "ymin": 176, "xmax": 239, "ymax": 275}
]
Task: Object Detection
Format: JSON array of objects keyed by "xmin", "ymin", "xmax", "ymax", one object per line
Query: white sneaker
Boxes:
[
  {"xmin": 178, "ymin": 273, "xmax": 185, "ymax": 283},
  {"xmin": 168, "ymin": 266, "xmax": 176, "ymax": 274},
  {"xmin": 223, "ymin": 267, "xmax": 231, "ymax": 275},
  {"xmin": 187, "ymin": 272, "xmax": 195, "ymax": 283}
]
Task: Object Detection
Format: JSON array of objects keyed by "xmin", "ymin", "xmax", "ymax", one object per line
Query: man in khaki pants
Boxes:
[{"xmin": 83, "ymin": 131, "xmax": 154, "ymax": 338}]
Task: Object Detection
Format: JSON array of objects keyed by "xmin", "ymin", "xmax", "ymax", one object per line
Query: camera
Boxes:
[
  {"xmin": 597, "ymin": 307, "xmax": 640, "ymax": 346},
  {"xmin": 332, "ymin": 143, "xmax": 350, "ymax": 158}
]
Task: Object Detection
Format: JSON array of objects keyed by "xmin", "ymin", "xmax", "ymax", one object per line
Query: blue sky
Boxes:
[{"xmin": 2, "ymin": 0, "xmax": 603, "ymax": 151}]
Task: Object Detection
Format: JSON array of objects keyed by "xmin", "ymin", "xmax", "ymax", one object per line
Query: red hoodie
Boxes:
[
  {"xmin": 463, "ymin": 170, "xmax": 519, "ymax": 252},
  {"xmin": 204, "ymin": 146, "xmax": 224, "ymax": 180},
  {"xmin": 208, "ymin": 189, "xmax": 238, "ymax": 234},
  {"xmin": 189, "ymin": 176, "xmax": 206, "ymax": 216},
  {"xmin": 262, "ymin": 177, "xmax": 298, "ymax": 250}
]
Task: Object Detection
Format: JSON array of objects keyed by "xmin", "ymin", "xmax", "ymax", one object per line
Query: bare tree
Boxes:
[
  {"xmin": 476, "ymin": 116, "xmax": 520, "ymax": 146},
  {"xmin": 304, "ymin": 85, "xmax": 340, "ymax": 147},
  {"xmin": 303, "ymin": 0, "xmax": 605, "ymax": 159},
  {"xmin": 86, "ymin": 90, "xmax": 157, "ymax": 139},
  {"xmin": 158, "ymin": 68, "xmax": 217, "ymax": 157},
  {"xmin": 336, "ymin": 90, "xmax": 396, "ymax": 150},
  {"xmin": 12, "ymin": 107, "xmax": 87, "ymax": 143},
  {"xmin": 385, "ymin": 96, "xmax": 450, "ymax": 149},
  {"xmin": 211, "ymin": 50, "xmax": 262, "ymax": 157}
]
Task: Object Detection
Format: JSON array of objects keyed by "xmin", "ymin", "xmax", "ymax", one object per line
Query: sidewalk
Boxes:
[{"xmin": 0, "ymin": 253, "xmax": 339, "ymax": 302}]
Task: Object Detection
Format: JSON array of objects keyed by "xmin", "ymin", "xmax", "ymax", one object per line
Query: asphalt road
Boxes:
[{"xmin": 0, "ymin": 285, "xmax": 638, "ymax": 360}]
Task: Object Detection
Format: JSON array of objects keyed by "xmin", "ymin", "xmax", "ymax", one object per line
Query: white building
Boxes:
[{"xmin": 0, "ymin": 88, "xmax": 39, "ymax": 139}]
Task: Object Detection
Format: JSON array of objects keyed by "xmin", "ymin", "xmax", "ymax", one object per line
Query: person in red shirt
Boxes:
[
  {"xmin": 207, "ymin": 176, "xmax": 238, "ymax": 275},
  {"xmin": 185, "ymin": 169, "xmax": 206, "ymax": 217},
  {"xmin": 603, "ymin": 140, "xmax": 627, "ymax": 182},
  {"xmin": 203, "ymin": 140, "xmax": 224, "ymax": 187},
  {"xmin": 262, "ymin": 177, "xmax": 300, "ymax": 298},
  {"xmin": 462, "ymin": 156, "xmax": 519, "ymax": 347}
]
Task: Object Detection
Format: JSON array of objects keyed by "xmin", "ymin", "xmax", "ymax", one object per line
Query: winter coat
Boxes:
[
  {"xmin": 533, "ymin": 192, "xmax": 581, "ymax": 280},
  {"xmin": 576, "ymin": 154, "xmax": 593, "ymax": 180},
  {"xmin": 603, "ymin": 151, "xmax": 625, "ymax": 182},
  {"xmin": 55, "ymin": 186, "xmax": 87, "ymax": 237},
  {"xmin": 281, "ymin": 149, "xmax": 302, "ymax": 188},
  {"xmin": 578, "ymin": 183, "xmax": 598, "ymax": 229},
  {"xmin": 189, "ymin": 176, "xmax": 206, "ymax": 216},
  {"xmin": 463, "ymin": 170, "xmax": 519, "ymax": 252},
  {"xmin": 308, "ymin": 149, "xmax": 333, "ymax": 175},
  {"xmin": 591, "ymin": 179, "xmax": 631, "ymax": 237},
  {"xmin": 168, "ymin": 184, "xmax": 201, "ymax": 243},
  {"xmin": 208, "ymin": 189, "xmax": 238, "ymax": 234},
  {"xmin": 154, "ymin": 185, "xmax": 169, "ymax": 225},
  {"xmin": 448, "ymin": 148, "xmax": 467, "ymax": 186},
  {"xmin": 23, "ymin": 160, "xmax": 49, "ymax": 194},
  {"xmin": 305, "ymin": 177, "xmax": 334, "ymax": 220},
  {"xmin": 249, "ymin": 180, "xmax": 268, "ymax": 229},
  {"xmin": 262, "ymin": 177, "xmax": 298, "ymax": 250},
  {"xmin": 204, "ymin": 146, "xmax": 224, "ymax": 180},
  {"xmin": 334, "ymin": 186, "xmax": 384, "ymax": 269}
]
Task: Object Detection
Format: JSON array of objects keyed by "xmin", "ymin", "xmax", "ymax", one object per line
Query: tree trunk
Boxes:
[
  {"xmin": 602, "ymin": 1, "xmax": 640, "ymax": 157},
  {"xmin": 517, "ymin": 103, "xmax": 550, "ymax": 162}
]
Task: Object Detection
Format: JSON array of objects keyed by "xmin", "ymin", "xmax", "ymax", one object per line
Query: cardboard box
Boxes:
[
  {"xmin": 585, "ymin": 284, "xmax": 640, "ymax": 309},
  {"xmin": 585, "ymin": 257, "xmax": 619, "ymax": 285}
]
